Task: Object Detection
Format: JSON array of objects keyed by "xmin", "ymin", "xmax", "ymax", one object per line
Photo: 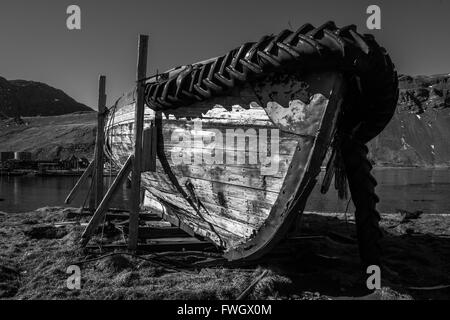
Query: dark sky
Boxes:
[{"xmin": 1, "ymin": 0, "xmax": 450, "ymax": 109}]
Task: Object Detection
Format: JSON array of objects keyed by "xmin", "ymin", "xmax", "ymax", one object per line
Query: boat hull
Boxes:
[{"xmin": 105, "ymin": 71, "xmax": 345, "ymax": 261}]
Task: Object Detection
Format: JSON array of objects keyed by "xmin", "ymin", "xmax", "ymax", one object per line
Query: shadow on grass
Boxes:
[{"xmin": 234, "ymin": 213, "xmax": 450, "ymax": 300}]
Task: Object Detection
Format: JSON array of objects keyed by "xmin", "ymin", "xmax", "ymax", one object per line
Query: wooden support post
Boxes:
[
  {"xmin": 142, "ymin": 125, "xmax": 157, "ymax": 172},
  {"xmin": 80, "ymin": 155, "xmax": 134, "ymax": 247},
  {"xmin": 88, "ymin": 162, "xmax": 96, "ymax": 213},
  {"xmin": 64, "ymin": 160, "xmax": 95, "ymax": 204},
  {"xmin": 128, "ymin": 34, "xmax": 149, "ymax": 251},
  {"xmin": 95, "ymin": 76, "xmax": 107, "ymax": 206}
]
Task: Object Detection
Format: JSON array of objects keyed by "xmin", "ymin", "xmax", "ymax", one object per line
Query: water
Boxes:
[
  {"xmin": 0, "ymin": 175, "xmax": 130, "ymax": 213},
  {"xmin": 1, "ymin": 168, "xmax": 450, "ymax": 214},
  {"xmin": 306, "ymin": 167, "xmax": 450, "ymax": 214}
]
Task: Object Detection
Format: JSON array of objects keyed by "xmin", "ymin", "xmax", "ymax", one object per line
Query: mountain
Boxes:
[
  {"xmin": 0, "ymin": 76, "xmax": 96, "ymax": 160},
  {"xmin": 369, "ymin": 73, "xmax": 450, "ymax": 167},
  {"xmin": 0, "ymin": 76, "xmax": 92, "ymax": 117}
]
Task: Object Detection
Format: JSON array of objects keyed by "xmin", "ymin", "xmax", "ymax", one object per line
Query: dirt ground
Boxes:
[{"xmin": 1, "ymin": 207, "xmax": 449, "ymax": 300}]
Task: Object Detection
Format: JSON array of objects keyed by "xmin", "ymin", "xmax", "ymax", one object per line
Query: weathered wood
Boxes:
[
  {"xmin": 107, "ymin": 98, "xmax": 299, "ymax": 246},
  {"xmin": 143, "ymin": 191, "xmax": 242, "ymax": 246},
  {"xmin": 86, "ymin": 238, "xmax": 215, "ymax": 253},
  {"xmin": 64, "ymin": 160, "xmax": 95, "ymax": 204},
  {"xmin": 105, "ymin": 70, "xmax": 345, "ymax": 260},
  {"xmin": 95, "ymin": 75, "xmax": 107, "ymax": 206},
  {"xmin": 88, "ymin": 166, "xmax": 96, "ymax": 213},
  {"xmin": 224, "ymin": 72, "xmax": 346, "ymax": 261},
  {"xmin": 106, "ymin": 103, "xmax": 300, "ymax": 244},
  {"xmin": 129, "ymin": 34, "xmax": 149, "ymax": 251},
  {"xmin": 74, "ymin": 210, "xmax": 162, "ymax": 221},
  {"xmin": 81, "ymin": 155, "xmax": 134, "ymax": 247},
  {"xmin": 142, "ymin": 124, "xmax": 157, "ymax": 172},
  {"xmin": 105, "ymin": 212, "xmax": 162, "ymax": 222},
  {"xmin": 122, "ymin": 226, "xmax": 187, "ymax": 239}
]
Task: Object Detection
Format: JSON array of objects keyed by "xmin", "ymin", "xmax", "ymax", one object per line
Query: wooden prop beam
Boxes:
[
  {"xmin": 128, "ymin": 34, "xmax": 149, "ymax": 250},
  {"xmin": 95, "ymin": 75, "xmax": 107, "ymax": 206},
  {"xmin": 87, "ymin": 239, "xmax": 215, "ymax": 253},
  {"xmin": 80, "ymin": 154, "xmax": 134, "ymax": 247},
  {"xmin": 64, "ymin": 160, "xmax": 95, "ymax": 204},
  {"xmin": 123, "ymin": 226, "xmax": 187, "ymax": 239},
  {"xmin": 88, "ymin": 178, "xmax": 96, "ymax": 213}
]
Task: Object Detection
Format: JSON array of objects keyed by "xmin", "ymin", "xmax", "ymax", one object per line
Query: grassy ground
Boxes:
[{"xmin": 1, "ymin": 207, "xmax": 449, "ymax": 300}]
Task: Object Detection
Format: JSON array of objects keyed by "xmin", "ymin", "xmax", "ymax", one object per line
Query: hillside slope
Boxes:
[
  {"xmin": 369, "ymin": 74, "xmax": 450, "ymax": 167},
  {"xmin": 0, "ymin": 113, "xmax": 97, "ymax": 160},
  {"xmin": 0, "ymin": 77, "xmax": 92, "ymax": 117}
]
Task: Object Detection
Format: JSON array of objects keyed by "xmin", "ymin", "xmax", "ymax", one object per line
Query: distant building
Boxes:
[
  {"xmin": 0, "ymin": 152, "xmax": 14, "ymax": 163},
  {"xmin": 14, "ymin": 152, "xmax": 32, "ymax": 161},
  {"xmin": 61, "ymin": 155, "xmax": 90, "ymax": 170},
  {"xmin": 38, "ymin": 162, "xmax": 62, "ymax": 172},
  {"xmin": 1, "ymin": 152, "xmax": 89, "ymax": 171},
  {"xmin": 1, "ymin": 151, "xmax": 34, "ymax": 170},
  {"xmin": 62, "ymin": 155, "xmax": 79, "ymax": 170}
]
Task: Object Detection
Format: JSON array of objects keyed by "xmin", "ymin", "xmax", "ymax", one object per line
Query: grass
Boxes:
[{"xmin": 1, "ymin": 207, "xmax": 450, "ymax": 300}]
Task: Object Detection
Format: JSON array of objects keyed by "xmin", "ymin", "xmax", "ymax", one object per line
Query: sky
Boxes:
[{"xmin": 1, "ymin": 0, "xmax": 450, "ymax": 109}]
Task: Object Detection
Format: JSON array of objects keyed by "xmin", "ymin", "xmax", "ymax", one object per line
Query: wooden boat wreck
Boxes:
[{"xmin": 99, "ymin": 22, "xmax": 398, "ymax": 262}]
